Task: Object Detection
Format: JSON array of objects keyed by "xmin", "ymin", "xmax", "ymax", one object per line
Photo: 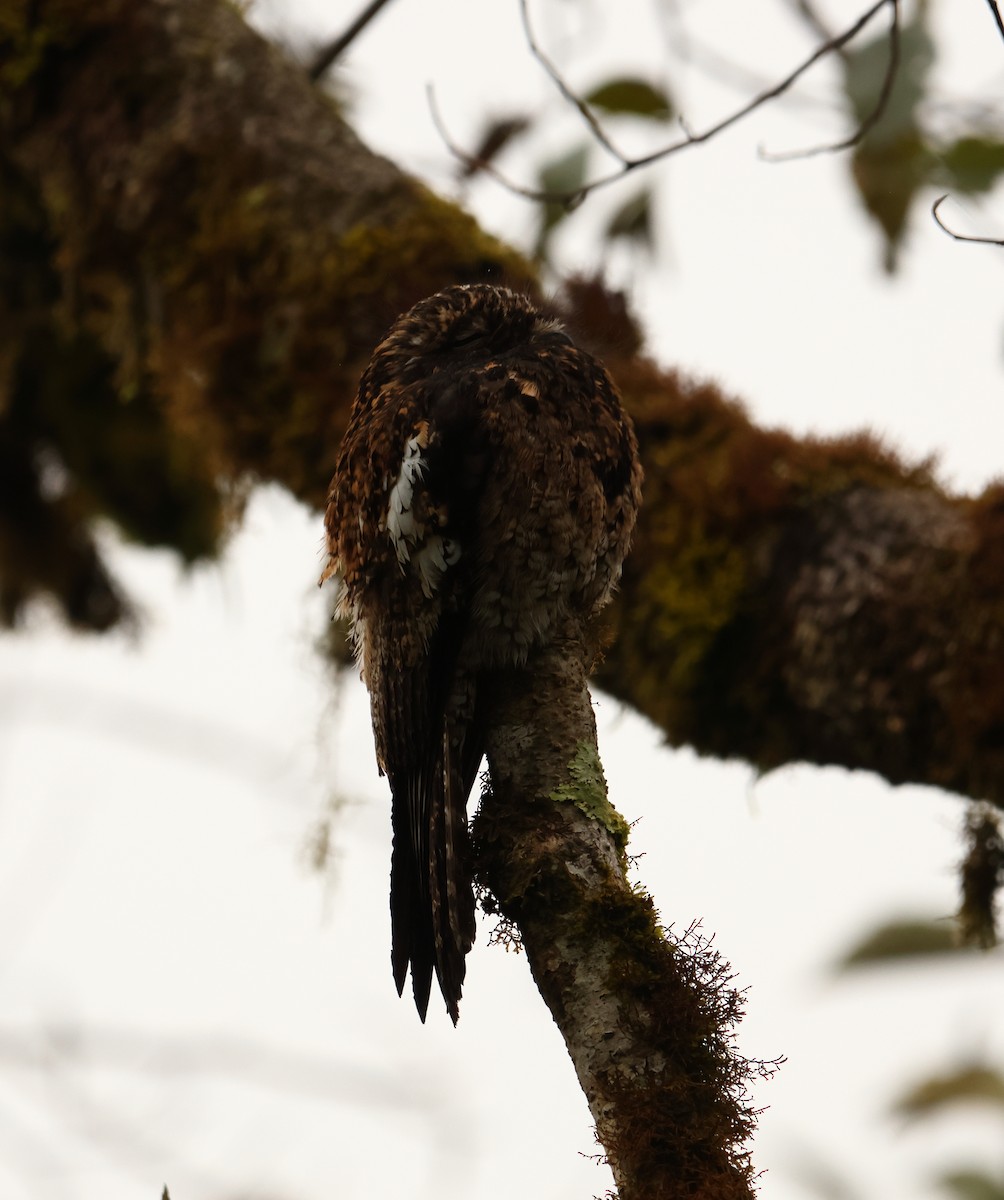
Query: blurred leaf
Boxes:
[
  {"xmin": 851, "ymin": 131, "xmax": 934, "ymax": 273},
  {"xmin": 538, "ymin": 142, "xmax": 589, "ymax": 202},
  {"xmin": 585, "ymin": 76, "xmax": 674, "ymax": 122},
  {"xmin": 941, "ymin": 138, "xmax": 1004, "ymax": 197},
  {"xmin": 834, "ymin": 916, "xmax": 958, "ymax": 969},
  {"xmin": 843, "ymin": 12, "xmax": 936, "ymax": 272},
  {"xmin": 604, "ymin": 188, "xmax": 654, "ymax": 251},
  {"xmin": 843, "ymin": 13, "xmax": 935, "ymax": 142},
  {"xmin": 895, "ymin": 1066, "xmax": 1004, "ymax": 1119},
  {"xmin": 535, "ymin": 142, "xmax": 590, "ymax": 260},
  {"xmin": 937, "ymin": 1170, "xmax": 1004, "ymax": 1200},
  {"xmin": 459, "ymin": 114, "xmax": 532, "ymax": 181},
  {"xmin": 790, "ymin": 1150, "xmax": 864, "ymax": 1200}
]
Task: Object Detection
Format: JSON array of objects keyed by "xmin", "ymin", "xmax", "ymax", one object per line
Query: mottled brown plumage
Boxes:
[{"xmin": 323, "ymin": 284, "xmax": 642, "ymax": 1023}]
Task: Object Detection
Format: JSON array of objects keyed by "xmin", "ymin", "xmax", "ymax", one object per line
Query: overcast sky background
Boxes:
[{"xmin": 1, "ymin": 2, "xmax": 1002, "ymax": 1198}]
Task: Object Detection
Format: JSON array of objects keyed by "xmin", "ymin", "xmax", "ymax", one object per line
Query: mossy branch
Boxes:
[
  {"xmin": 594, "ymin": 352, "xmax": 1004, "ymax": 810},
  {"xmin": 0, "ymin": 0, "xmax": 533, "ymax": 625},
  {"xmin": 3, "ymin": 0, "xmax": 1001, "ymax": 1186},
  {"xmin": 3, "ymin": 0, "xmax": 1004, "ymax": 814},
  {"xmin": 473, "ymin": 639, "xmax": 776, "ymax": 1199}
]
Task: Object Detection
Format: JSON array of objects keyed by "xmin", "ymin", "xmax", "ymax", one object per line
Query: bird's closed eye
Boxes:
[{"xmin": 449, "ymin": 328, "xmax": 487, "ymax": 349}]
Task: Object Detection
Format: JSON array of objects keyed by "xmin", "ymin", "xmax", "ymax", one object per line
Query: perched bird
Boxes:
[{"xmin": 323, "ymin": 284, "xmax": 642, "ymax": 1023}]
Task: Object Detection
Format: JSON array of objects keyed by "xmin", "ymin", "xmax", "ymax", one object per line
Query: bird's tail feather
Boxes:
[
  {"xmin": 390, "ymin": 824, "xmax": 434, "ymax": 1020},
  {"xmin": 429, "ymin": 730, "xmax": 476, "ymax": 1023},
  {"xmin": 390, "ymin": 722, "xmax": 477, "ymax": 1024}
]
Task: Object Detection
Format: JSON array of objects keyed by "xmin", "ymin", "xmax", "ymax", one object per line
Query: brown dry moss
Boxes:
[{"xmin": 585, "ymin": 887, "xmax": 769, "ymax": 1200}]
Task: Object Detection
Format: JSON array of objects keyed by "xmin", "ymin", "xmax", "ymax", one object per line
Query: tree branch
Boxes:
[
  {"xmin": 475, "ymin": 638, "xmax": 777, "ymax": 1199},
  {"xmin": 589, "ymin": 347, "xmax": 1004, "ymax": 812},
  {"xmin": 787, "ymin": 0, "xmax": 838, "ymax": 46},
  {"xmin": 0, "ymin": 0, "xmax": 534, "ymax": 623},
  {"xmin": 518, "ymin": 0, "xmax": 628, "ymax": 163},
  {"xmin": 5, "ymin": 0, "xmax": 1004, "ymax": 809},
  {"xmin": 433, "ymin": 0, "xmax": 897, "ymax": 203},
  {"xmin": 4, "ymin": 5, "xmax": 1004, "ymax": 1184},
  {"xmin": 932, "ymin": 194, "xmax": 1004, "ymax": 247},
  {"xmin": 987, "ymin": 0, "xmax": 1004, "ymax": 43},
  {"xmin": 762, "ymin": 0, "xmax": 900, "ymax": 160},
  {"xmin": 307, "ymin": 0, "xmax": 397, "ymax": 82}
]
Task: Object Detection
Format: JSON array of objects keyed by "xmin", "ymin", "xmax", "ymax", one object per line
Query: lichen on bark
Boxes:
[{"xmin": 549, "ymin": 740, "xmax": 631, "ymax": 857}]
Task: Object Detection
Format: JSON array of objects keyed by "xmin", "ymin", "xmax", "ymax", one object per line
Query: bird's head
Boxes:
[{"xmin": 364, "ymin": 285, "xmax": 569, "ymax": 390}]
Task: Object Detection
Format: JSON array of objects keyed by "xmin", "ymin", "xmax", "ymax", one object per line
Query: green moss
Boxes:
[
  {"xmin": 631, "ymin": 520, "xmax": 747, "ymax": 714},
  {"xmin": 153, "ymin": 180, "xmax": 536, "ymax": 505},
  {"xmin": 550, "ymin": 740, "xmax": 631, "ymax": 853},
  {"xmin": 0, "ymin": 22, "xmax": 50, "ymax": 93},
  {"xmin": 585, "ymin": 879, "xmax": 668, "ymax": 987},
  {"xmin": 329, "ymin": 187, "xmax": 535, "ymax": 308}
]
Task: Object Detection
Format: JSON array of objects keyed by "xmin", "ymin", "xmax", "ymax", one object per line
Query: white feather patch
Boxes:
[
  {"xmin": 386, "ymin": 433, "xmax": 427, "ymax": 564},
  {"xmin": 385, "ymin": 428, "xmax": 461, "ymax": 595}
]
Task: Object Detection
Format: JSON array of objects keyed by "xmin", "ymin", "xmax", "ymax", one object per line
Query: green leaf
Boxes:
[
  {"xmin": 604, "ymin": 188, "xmax": 654, "ymax": 251},
  {"xmin": 843, "ymin": 12, "xmax": 937, "ymax": 272},
  {"xmin": 834, "ymin": 916, "xmax": 958, "ymax": 969},
  {"xmin": 895, "ymin": 1066, "xmax": 1004, "ymax": 1119},
  {"xmin": 937, "ymin": 1170, "xmax": 1004, "ymax": 1200},
  {"xmin": 941, "ymin": 138, "xmax": 1004, "ymax": 197},
  {"xmin": 585, "ymin": 77, "xmax": 673, "ymax": 122},
  {"xmin": 851, "ymin": 132, "xmax": 935, "ymax": 272},
  {"xmin": 537, "ymin": 142, "xmax": 590, "ymax": 200},
  {"xmin": 534, "ymin": 143, "xmax": 590, "ymax": 260},
  {"xmin": 842, "ymin": 13, "xmax": 935, "ymax": 142}
]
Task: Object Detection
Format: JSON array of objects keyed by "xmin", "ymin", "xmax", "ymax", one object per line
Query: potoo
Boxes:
[{"xmin": 323, "ymin": 284, "xmax": 642, "ymax": 1023}]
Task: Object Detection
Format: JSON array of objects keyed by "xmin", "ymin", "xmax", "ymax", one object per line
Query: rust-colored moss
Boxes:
[
  {"xmin": 598, "ymin": 349, "xmax": 946, "ymax": 770},
  {"xmin": 562, "ymin": 880, "xmax": 771, "ymax": 1200}
]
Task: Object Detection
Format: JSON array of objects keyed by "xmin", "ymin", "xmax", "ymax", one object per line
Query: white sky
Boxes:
[{"xmin": 2, "ymin": 2, "xmax": 1003, "ymax": 1198}]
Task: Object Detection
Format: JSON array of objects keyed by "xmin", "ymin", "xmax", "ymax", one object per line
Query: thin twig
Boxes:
[
  {"xmin": 307, "ymin": 0, "xmax": 396, "ymax": 82},
  {"xmin": 932, "ymin": 195, "xmax": 1004, "ymax": 246},
  {"xmin": 431, "ymin": 0, "xmax": 895, "ymax": 205},
  {"xmin": 987, "ymin": 0, "xmax": 1004, "ymax": 43},
  {"xmin": 788, "ymin": 0, "xmax": 837, "ymax": 44},
  {"xmin": 428, "ymin": 86, "xmax": 568, "ymax": 205},
  {"xmin": 763, "ymin": 0, "xmax": 900, "ymax": 161},
  {"xmin": 658, "ymin": 23, "xmax": 838, "ymax": 113},
  {"xmin": 519, "ymin": 0, "xmax": 627, "ymax": 163}
]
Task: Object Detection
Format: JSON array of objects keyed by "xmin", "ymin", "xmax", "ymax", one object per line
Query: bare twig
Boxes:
[
  {"xmin": 763, "ymin": 0, "xmax": 900, "ymax": 161},
  {"xmin": 932, "ymin": 195, "xmax": 1004, "ymax": 246},
  {"xmin": 307, "ymin": 0, "xmax": 396, "ymax": 82},
  {"xmin": 789, "ymin": 0, "xmax": 838, "ymax": 45},
  {"xmin": 987, "ymin": 0, "xmax": 1004, "ymax": 43},
  {"xmin": 665, "ymin": 31, "xmax": 837, "ymax": 113},
  {"xmin": 519, "ymin": 0, "xmax": 627, "ymax": 163},
  {"xmin": 432, "ymin": 0, "xmax": 896, "ymax": 205}
]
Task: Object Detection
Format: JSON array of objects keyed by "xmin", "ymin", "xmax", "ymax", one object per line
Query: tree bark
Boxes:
[{"xmin": 476, "ymin": 637, "xmax": 768, "ymax": 1200}]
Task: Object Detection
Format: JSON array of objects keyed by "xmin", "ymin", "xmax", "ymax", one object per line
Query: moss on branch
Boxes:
[
  {"xmin": 3, "ymin": 1, "xmax": 1004, "ymax": 818},
  {"xmin": 0, "ymin": 0, "xmax": 533, "ymax": 624}
]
